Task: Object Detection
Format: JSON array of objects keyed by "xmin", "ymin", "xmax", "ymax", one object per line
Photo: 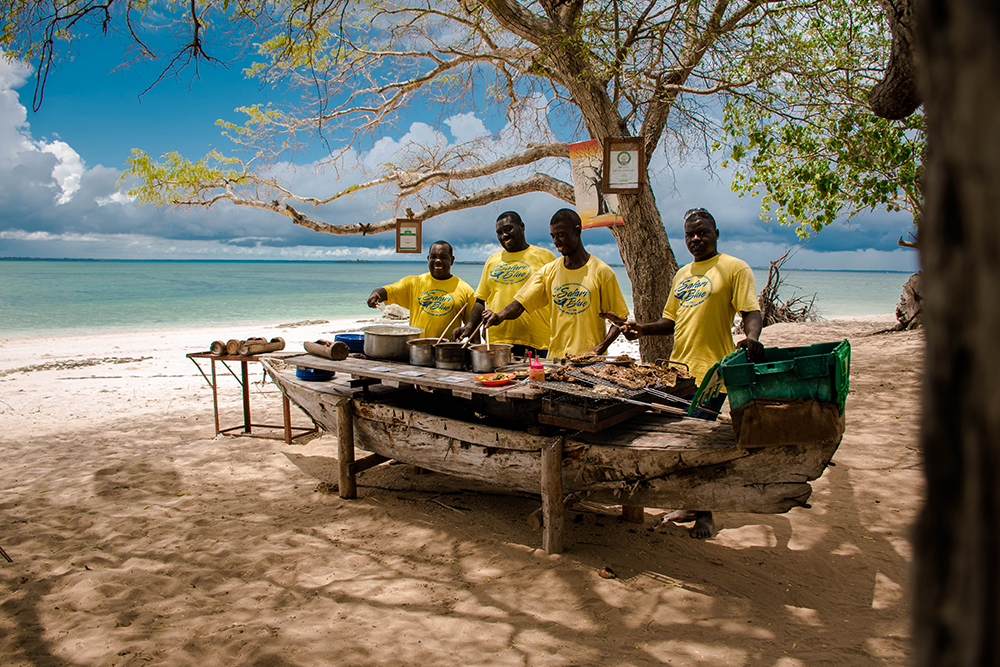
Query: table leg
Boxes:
[
  {"xmin": 541, "ymin": 437, "xmax": 565, "ymax": 554},
  {"xmin": 210, "ymin": 359, "xmax": 221, "ymax": 436},
  {"xmin": 241, "ymin": 360, "xmax": 251, "ymax": 434},
  {"xmin": 283, "ymin": 395, "xmax": 292, "ymax": 445},
  {"xmin": 336, "ymin": 399, "xmax": 357, "ymax": 499}
]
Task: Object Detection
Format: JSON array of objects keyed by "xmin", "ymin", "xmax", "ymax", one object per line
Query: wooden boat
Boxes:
[{"xmin": 261, "ymin": 353, "xmax": 844, "ymax": 551}]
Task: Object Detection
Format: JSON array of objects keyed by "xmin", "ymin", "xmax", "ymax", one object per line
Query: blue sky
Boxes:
[{"xmin": 0, "ymin": 34, "xmax": 920, "ymax": 272}]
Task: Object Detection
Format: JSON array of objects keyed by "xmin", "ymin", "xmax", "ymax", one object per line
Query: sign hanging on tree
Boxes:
[
  {"xmin": 395, "ymin": 219, "xmax": 422, "ymax": 253},
  {"xmin": 602, "ymin": 137, "xmax": 644, "ymax": 194}
]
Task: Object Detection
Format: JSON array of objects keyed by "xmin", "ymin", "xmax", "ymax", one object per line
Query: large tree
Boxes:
[
  {"xmin": 3, "ymin": 0, "xmax": 899, "ymax": 359},
  {"xmin": 870, "ymin": 0, "xmax": 1000, "ymax": 664}
]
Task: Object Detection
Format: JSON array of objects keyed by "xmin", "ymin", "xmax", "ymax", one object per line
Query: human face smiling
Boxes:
[
  {"xmin": 427, "ymin": 243, "xmax": 454, "ymax": 280},
  {"xmin": 549, "ymin": 220, "xmax": 581, "ymax": 257},
  {"xmin": 684, "ymin": 218, "xmax": 719, "ymax": 262},
  {"xmin": 496, "ymin": 218, "xmax": 527, "ymax": 252}
]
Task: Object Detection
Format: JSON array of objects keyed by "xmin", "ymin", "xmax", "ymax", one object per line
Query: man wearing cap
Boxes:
[
  {"xmin": 453, "ymin": 211, "xmax": 556, "ymax": 357},
  {"xmin": 482, "ymin": 208, "xmax": 629, "ymax": 359},
  {"xmin": 622, "ymin": 207, "xmax": 763, "ymax": 538},
  {"xmin": 366, "ymin": 240, "xmax": 475, "ymax": 340}
]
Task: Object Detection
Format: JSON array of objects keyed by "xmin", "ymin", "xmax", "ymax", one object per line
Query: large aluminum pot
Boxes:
[
  {"xmin": 407, "ymin": 338, "xmax": 438, "ymax": 367},
  {"xmin": 434, "ymin": 342, "xmax": 469, "ymax": 371},
  {"xmin": 469, "ymin": 343, "xmax": 512, "ymax": 373},
  {"xmin": 361, "ymin": 325, "xmax": 423, "ymax": 360}
]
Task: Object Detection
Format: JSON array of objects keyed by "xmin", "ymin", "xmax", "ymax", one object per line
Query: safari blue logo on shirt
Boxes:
[
  {"xmin": 675, "ymin": 275, "xmax": 713, "ymax": 308},
  {"xmin": 553, "ymin": 283, "xmax": 590, "ymax": 314},
  {"xmin": 418, "ymin": 289, "xmax": 454, "ymax": 316},
  {"xmin": 490, "ymin": 261, "xmax": 532, "ymax": 285}
]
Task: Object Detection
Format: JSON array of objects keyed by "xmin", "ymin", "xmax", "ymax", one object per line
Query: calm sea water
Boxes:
[{"xmin": 0, "ymin": 260, "xmax": 910, "ymax": 338}]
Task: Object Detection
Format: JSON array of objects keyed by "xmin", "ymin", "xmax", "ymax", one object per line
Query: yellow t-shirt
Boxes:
[
  {"xmin": 475, "ymin": 245, "xmax": 556, "ymax": 349},
  {"xmin": 515, "ymin": 255, "xmax": 630, "ymax": 359},
  {"xmin": 662, "ymin": 253, "xmax": 760, "ymax": 383},
  {"xmin": 383, "ymin": 273, "xmax": 475, "ymax": 340}
]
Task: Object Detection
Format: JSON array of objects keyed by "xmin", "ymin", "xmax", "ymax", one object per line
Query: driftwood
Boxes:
[
  {"xmin": 893, "ymin": 271, "xmax": 923, "ymax": 330},
  {"xmin": 756, "ymin": 248, "xmax": 818, "ymax": 327},
  {"xmin": 304, "ymin": 340, "xmax": 350, "ymax": 360}
]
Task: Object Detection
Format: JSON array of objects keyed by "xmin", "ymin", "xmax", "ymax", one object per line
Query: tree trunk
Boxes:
[
  {"xmin": 913, "ymin": 0, "xmax": 1000, "ymax": 663},
  {"xmin": 612, "ymin": 188, "xmax": 678, "ymax": 363}
]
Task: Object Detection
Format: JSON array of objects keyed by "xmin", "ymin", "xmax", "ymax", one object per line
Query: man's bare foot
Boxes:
[
  {"xmin": 663, "ymin": 510, "xmax": 714, "ymax": 538},
  {"xmin": 689, "ymin": 511, "xmax": 714, "ymax": 539}
]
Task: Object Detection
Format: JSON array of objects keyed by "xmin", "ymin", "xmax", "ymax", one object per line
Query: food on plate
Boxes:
[
  {"xmin": 475, "ymin": 372, "xmax": 514, "ymax": 384},
  {"xmin": 562, "ymin": 352, "xmax": 605, "ymax": 365}
]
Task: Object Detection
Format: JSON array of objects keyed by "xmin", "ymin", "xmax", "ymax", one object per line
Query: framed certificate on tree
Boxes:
[
  {"xmin": 602, "ymin": 137, "xmax": 644, "ymax": 194},
  {"xmin": 395, "ymin": 219, "xmax": 422, "ymax": 253}
]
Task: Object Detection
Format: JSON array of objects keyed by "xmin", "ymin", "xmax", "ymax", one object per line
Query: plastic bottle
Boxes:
[{"xmin": 528, "ymin": 352, "xmax": 546, "ymax": 382}]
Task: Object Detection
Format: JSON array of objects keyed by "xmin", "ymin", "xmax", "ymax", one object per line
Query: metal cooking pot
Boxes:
[
  {"xmin": 361, "ymin": 325, "xmax": 423, "ymax": 360},
  {"xmin": 469, "ymin": 343, "xmax": 512, "ymax": 373},
  {"xmin": 407, "ymin": 338, "xmax": 438, "ymax": 367},
  {"xmin": 434, "ymin": 342, "xmax": 469, "ymax": 370}
]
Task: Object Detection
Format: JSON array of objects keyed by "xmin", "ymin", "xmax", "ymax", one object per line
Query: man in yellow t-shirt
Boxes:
[
  {"xmin": 366, "ymin": 240, "xmax": 474, "ymax": 340},
  {"xmin": 622, "ymin": 207, "xmax": 763, "ymax": 539},
  {"xmin": 453, "ymin": 211, "xmax": 555, "ymax": 357},
  {"xmin": 482, "ymin": 208, "xmax": 629, "ymax": 359}
]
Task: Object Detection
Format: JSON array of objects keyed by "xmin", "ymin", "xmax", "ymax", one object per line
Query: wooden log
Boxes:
[
  {"xmin": 336, "ymin": 398, "xmax": 356, "ymax": 499},
  {"xmin": 210, "ymin": 340, "xmax": 227, "ymax": 355},
  {"xmin": 240, "ymin": 337, "xmax": 285, "ymax": 356},
  {"xmin": 621, "ymin": 504, "xmax": 645, "ymax": 524},
  {"xmin": 541, "ymin": 438, "xmax": 565, "ymax": 554},
  {"xmin": 304, "ymin": 340, "xmax": 350, "ymax": 361},
  {"xmin": 226, "ymin": 339, "xmax": 240, "ymax": 355},
  {"xmin": 347, "ymin": 453, "xmax": 390, "ymax": 476}
]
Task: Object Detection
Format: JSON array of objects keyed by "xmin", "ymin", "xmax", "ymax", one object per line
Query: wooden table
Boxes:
[
  {"xmin": 187, "ymin": 351, "xmax": 318, "ymax": 444},
  {"xmin": 262, "ymin": 353, "xmax": 841, "ymax": 554}
]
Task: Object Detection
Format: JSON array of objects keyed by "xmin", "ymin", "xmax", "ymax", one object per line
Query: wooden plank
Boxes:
[
  {"xmin": 353, "ymin": 400, "xmax": 558, "ymax": 452},
  {"xmin": 541, "ymin": 438, "xmax": 565, "ymax": 554},
  {"xmin": 276, "ymin": 353, "xmax": 533, "ymax": 399},
  {"xmin": 347, "ymin": 453, "xmax": 390, "ymax": 476}
]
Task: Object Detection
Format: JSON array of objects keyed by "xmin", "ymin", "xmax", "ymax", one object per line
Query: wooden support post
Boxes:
[
  {"xmin": 240, "ymin": 360, "xmax": 251, "ymax": 434},
  {"xmin": 282, "ymin": 395, "xmax": 292, "ymax": 445},
  {"xmin": 622, "ymin": 505, "xmax": 645, "ymax": 524},
  {"xmin": 540, "ymin": 437, "xmax": 565, "ymax": 554},
  {"xmin": 336, "ymin": 398, "xmax": 357, "ymax": 499}
]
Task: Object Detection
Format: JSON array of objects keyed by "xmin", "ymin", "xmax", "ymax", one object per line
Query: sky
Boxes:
[{"xmin": 0, "ymin": 30, "xmax": 920, "ymax": 272}]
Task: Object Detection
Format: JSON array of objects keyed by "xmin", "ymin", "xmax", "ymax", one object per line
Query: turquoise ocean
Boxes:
[{"xmin": 0, "ymin": 260, "xmax": 911, "ymax": 338}]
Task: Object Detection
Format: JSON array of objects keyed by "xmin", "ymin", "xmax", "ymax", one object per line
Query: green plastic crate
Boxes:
[{"xmin": 690, "ymin": 340, "xmax": 851, "ymax": 415}]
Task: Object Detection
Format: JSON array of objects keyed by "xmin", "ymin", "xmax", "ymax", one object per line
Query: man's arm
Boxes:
[
  {"xmin": 735, "ymin": 310, "xmax": 764, "ymax": 361},
  {"xmin": 367, "ymin": 287, "xmax": 388, "ymax": 308},
  {"xmin": 482, "ymin": 300, "xmax": 526, "ymax": 329},
  {"xmin": 589, "ymin": 324, "xmax": 622, "ymax": 356},
  {"xmin": 620, "ymin": 318, "xmax": 676, "ymax": 340}
]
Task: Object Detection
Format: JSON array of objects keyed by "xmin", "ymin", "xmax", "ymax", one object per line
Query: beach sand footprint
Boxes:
[{"xmin": 93, "ymin": 461, "xmax": 182, "ymax": 499}]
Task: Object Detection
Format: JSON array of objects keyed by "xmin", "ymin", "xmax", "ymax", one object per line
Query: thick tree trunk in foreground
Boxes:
[
  {"xmin": 913, "ymin": 0, "xmax": 1000, "ymax": 663},
  {"xmin": 612, "ymin": 188, "xmax": 679, "ymax": 363}
]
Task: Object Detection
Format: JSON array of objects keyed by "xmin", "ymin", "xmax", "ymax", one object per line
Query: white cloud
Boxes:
[{"xmin": 37, "ymin": 138, "xmax": 84, "ymax": 203}]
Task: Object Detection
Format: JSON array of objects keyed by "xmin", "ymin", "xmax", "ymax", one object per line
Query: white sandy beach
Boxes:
[{"xmin": 1, "ymin": 314, "xmax": 923, "ymax": 666}]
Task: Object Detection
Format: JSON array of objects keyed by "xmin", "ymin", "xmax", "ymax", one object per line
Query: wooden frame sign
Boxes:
[
  {"xmin": 602, "ymin": 137, "xmax": 644, "ymax": 194},
  {"xmin": 395, "ymin": 219, "xmax": 422, "ymax": 254}
]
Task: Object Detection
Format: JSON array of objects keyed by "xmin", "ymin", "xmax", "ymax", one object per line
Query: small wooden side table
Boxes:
[{"xmin": 187, "ymin": 352, "xmax": 318, "ymax": 444}]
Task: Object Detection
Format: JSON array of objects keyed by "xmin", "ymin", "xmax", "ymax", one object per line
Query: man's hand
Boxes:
[
  {"xmin": 481, "ymin": 309, "xmax": 502, "ymax": 329},
  {"xmin": 451, "ymin": 325, "xmax": 468, "ymax": 341},
  {"xmin": 620, "ymin": 322, "xmax": 642, "ymax": 341},
  {"xmin": 736, "ymin": 337, "xmax": 764, "ymax": 362},
  {"xmin": 366, "ymin": 290, "xmax": 383, "ymax": 308}
]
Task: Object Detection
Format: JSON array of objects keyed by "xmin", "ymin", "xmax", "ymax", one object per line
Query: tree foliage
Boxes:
[{"xmin": 718, "ymin": 0, "xmax": 923, "ymax": 238}]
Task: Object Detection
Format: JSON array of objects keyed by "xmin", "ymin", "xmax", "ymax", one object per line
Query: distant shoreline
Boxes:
[{"xmin": 0, "ymin": 257, "xmax": 914, "ymax": 273}]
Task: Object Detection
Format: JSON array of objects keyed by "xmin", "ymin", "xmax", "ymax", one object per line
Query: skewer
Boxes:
[{"xmin": 435, "ymin": 308, "xmax": 466, "ymax": 345}]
